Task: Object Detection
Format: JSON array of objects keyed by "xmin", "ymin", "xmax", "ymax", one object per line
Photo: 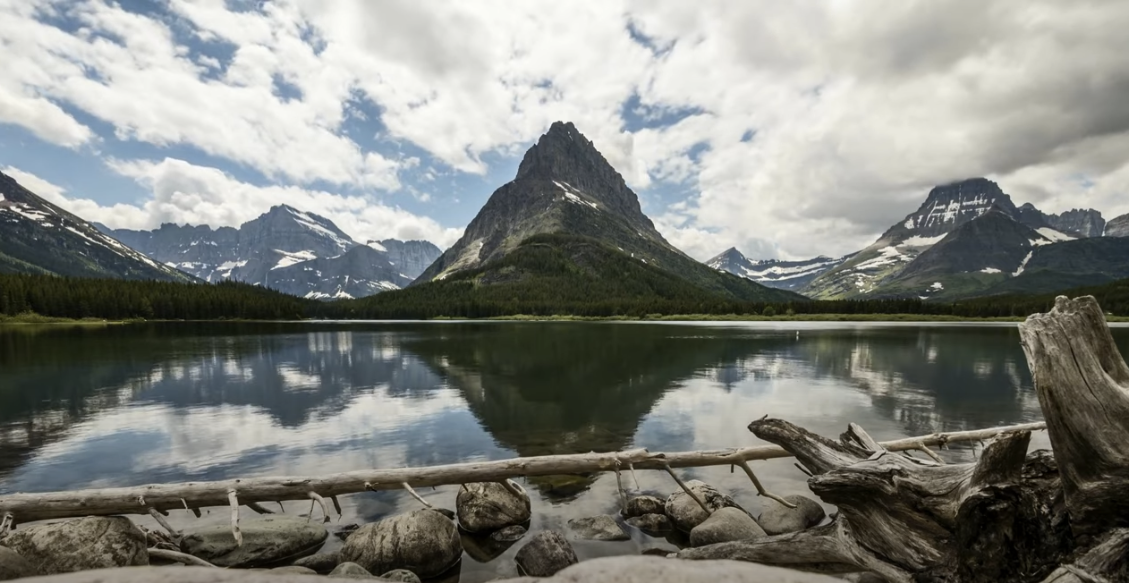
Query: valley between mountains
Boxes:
[{"xmin": 3, "ymin": 121, "xmax": 1128, "ymax": 310}]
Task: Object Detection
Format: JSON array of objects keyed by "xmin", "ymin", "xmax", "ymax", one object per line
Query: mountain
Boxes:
[
  {"xmin": 358, "ymin": 121, "xmax": 799, "ymax": 315},
  {"xmin": 706, "ymin": 248, "xmax": 852, "ymax": 291},
  {"xmin": 804, "ymin": 178, "xmax": 1019, "ymax": 299},
  {"xmin": 870, "ymin": 206, "xmax": 1055, "ymax": 299},
  {"xmin": 1017, "ymin": 203, "xmax": 1105, "ymax": 238},
  {"xmin": 1107, "ymin": 214, "xmax": 1129, "ymax": 237},
  {"xmin": 0, "ymin": 171, "xmax": 192, "ymax": 282},
  {"xmin": 982, "ymin": 237, "xmax": 1129, "ymax": 296},
  {"xmin": 103, "ymin": 207, "xmax": 441, "ymax": 299}
]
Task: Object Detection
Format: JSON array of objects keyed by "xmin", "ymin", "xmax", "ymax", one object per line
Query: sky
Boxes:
[{"xmin": 2, "ymin": 0, "xmax": 1128, "ymax": 261}]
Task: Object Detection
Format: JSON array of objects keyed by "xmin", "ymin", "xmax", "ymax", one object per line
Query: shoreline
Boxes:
[{"xmin": 4, "ymin": 313, "xmax": 1127, "ymax": 325}]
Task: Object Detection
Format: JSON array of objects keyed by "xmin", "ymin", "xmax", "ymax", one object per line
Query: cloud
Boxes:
[
  {"xmin": 2, "ymin": 0, "xmax": 1128, "ymax": 261},
  {"xmin": 6, "ymin": 161, "xmax": 463, "ymax": 248}
]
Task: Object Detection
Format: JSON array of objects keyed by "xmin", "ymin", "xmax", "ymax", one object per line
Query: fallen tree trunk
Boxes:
[{"xmin": 0, "ymin": 423, "xmax": 1041, "ymax": 525}]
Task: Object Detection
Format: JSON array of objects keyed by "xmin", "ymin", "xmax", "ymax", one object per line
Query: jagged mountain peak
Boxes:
[{"xmin": 513, "ymin": 121, "xmax": 643, "ymax": 219}]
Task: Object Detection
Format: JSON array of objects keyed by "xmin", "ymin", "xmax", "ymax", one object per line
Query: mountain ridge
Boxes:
[
  {"xmin": 103, "ymin": 206, "xmax": 441, "ymax": 299},
  {"xmin": 0, "ymin": 171, "xmax": 193, "ymax": 282}
]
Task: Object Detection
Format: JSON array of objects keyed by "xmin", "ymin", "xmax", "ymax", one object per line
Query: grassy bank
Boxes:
[{"xmin": 0, "ymin": 312, "xmax": 133, "ymax": 325}]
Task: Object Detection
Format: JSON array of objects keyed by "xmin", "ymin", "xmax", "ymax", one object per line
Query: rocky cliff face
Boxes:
[
  {"xmin": 103, "ymin": 206, "xmax": 441, "ymax": 299},
  {"xmin": 0, "ymin": 171, "xmax": 192, "ymax": 282},
  {"xmin": 1106, "ymin": 214, "xmax": 1129, "ymax": 237},
  {"xmin": 706, "ymin": 248, "xmax": 851, "ymax": 291},
  {"xmin": 1017, "ymin": 203, "xmax": 1105, "ymax": 238}
]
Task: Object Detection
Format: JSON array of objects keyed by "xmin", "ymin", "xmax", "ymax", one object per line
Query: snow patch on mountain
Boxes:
[
  {"xmin": 272, "ymin": 249, "xmax": 318, "ymax": 270},
  {"xmin": 1013, "ymin": 251, "xmax": 1034, "ymax": 276},
  {"xmin": 1035, "ymin": 228, "xmax": 1075, "ymax": 243},
  {"xmin": 980, "ymin": 267, "xmax": 1002, "ymax": 274}
]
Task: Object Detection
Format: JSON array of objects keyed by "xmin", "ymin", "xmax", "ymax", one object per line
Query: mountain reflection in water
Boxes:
[{"xmin": 2, "ymin": 321, "xmax": 1125, "ymax": 581}]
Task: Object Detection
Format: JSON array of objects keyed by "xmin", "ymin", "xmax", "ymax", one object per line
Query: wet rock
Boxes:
[
  {"xmin": 689, "ymin": 507, "xmax": 766, "ymax": 547},
  {"xmin": 625, "ymin": 513, "xmax": 671, "ymax": 535},
  {"xmin": 855, "ymin": 574, "xmax": 889, "ymax": 583},
  {"xmin": 0, "ymin": 547, "xmax": 36, "ymax": 581},
  {"xmin": 379, "ymin": 570, "xmax": 422, "ymax": 583},
  {"xmin": 328, "ymin": 561, "xmax": 375, "ymax": 579},
  {"xmin": 1, "ymin": 516, "xmax": 148, "ymax": 575},
  {"xmin": 640, "ymin": 548, "xmax": 674, "ymax": 557},
  {"xmin": 757, "ymin": 495, "xmax": 826, "ymax": 535},
  {"xmin": 514, "ymin": 531, "xmax": 578, "ymax": 577},
  {"xmin": 623, "ymin": 496, "xmax": 665, "ymax": 518},
  {"xmin": 339, "ymin": 509, "xmax": 461, "ymax": 578},
  {"xmin": 663, "ymin": 480, "xmax": 742, "ymax": 532},
  {"xmin": 566, "ymin": 515, "xmax": 629, "ymax": 541},
  {"xmin": 491, "ymin": 525, "xmax": 527, "ymax": 543},
  {"xmin": 180, "ymin": 516, "xmax": 328, "ymax": 568},
  {"xmin": 291, "ymin": 550, "xmax": 340, "ymax": 574},
  {"xmin": 456, "ymin": 481, "xmax": 531, "ymax": 533},
  {"xmin": 433, "ymin": 508, "xmax": 456, "ymax": 521},
  {"xmin": 270, "ymin": 566, "xmax": 317, "ymax": 575}
]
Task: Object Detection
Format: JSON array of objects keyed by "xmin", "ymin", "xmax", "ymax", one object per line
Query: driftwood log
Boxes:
[
  {"xmin": 0, "ymin": 424, "xmax": 1040, "ymax": 526},
  {"xmin": 681, "ymin": 295, "xmax": 1129, "ymax": 583}
]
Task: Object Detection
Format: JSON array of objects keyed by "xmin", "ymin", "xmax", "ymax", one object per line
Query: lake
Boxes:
[{"xmin": 2, "ymin": 321, "xmax": 1127, "ymax": 580}]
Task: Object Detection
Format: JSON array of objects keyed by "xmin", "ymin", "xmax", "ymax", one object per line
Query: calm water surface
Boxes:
[{"xmin": 3, "ymin": 321, "xmax": 1127, "ymax": 580}]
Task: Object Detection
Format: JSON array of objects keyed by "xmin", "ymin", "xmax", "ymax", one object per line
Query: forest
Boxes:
[{"xmin": 2, "ymin": 272, "xmax": 1127, "ymax": 322}]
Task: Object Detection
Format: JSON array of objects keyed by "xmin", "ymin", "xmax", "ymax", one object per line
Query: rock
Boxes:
[
  {"xmin": 623, "ymin": 496, "xmax": 665, "ymax": 518},
  {"xmin": 625, "ymin": 514, "xmax": 671, "ymax": 535},
  {"xmin": 180, "ymin": 516, "xmax": 328, "ymax": 568},
  {"xmin": 379, "ymin": 570, "xmax": 421, "ymax": 583},
  {"xmin": 757, "ymin": 495, "xmax": 826, "ymax": 535},
  {"xmin": 456, "ymin": 481, "xmax": 531, "ymax": 533},
  {"xmin": 516, "ymin": 555, "xmax": 846, "ymax": 582},
  {"xmin": 339, "ymin": 509, "xmax": 461, "ymax": 578},
  {"xmin": 328, "ymin": 562, "xmax": 375, "ymax": 579},
  {"xmin": 0, "ymin": 516, "xmax": 148, "ymax": 575},
  {"xmin": 270, "ymin": 566, "xmax": 317, "ymax": 575},
  {"xmin": 514, "ymin": 531, "xmax": 578, "ymax": 577},
  {"xmin": 0, "ymin": 547, "xmax": 35, "ymax": 581},
  {"xmin": 291, "ymin": 550, "xmax": 340, "ymax": 574},
  {"xmin": 689, "ymin": 508, "xmax": 766, "ymax": 547},
  {"xmin": 432, "ymin": 508, "xmax": 456, "ymax": 521},
  {"xmin": 663, "ymin": 480, "xmax": 742, "ymax": 532},
  {"xmin": 491, "ymin": 525, "xmax": 527, "ymax": 543},
  {"xmin": 332, "ymin": 524, "xmax": 360, "ymax": 541},
  {"xmin": 566, "ymin": 515, "xmax": 629, "ymax": 541},
  {"xmin": 640, "ymin": 548, "xmax": 674, "ymax": 557},
  {"xmin": 1, "ymin": 558, "xmax": 848, "ymax": 582}
]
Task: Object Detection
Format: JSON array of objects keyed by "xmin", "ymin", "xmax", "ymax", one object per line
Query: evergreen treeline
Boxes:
[
  {"xmin": 3, "ymin": 272, "xmax": 1128, "ymax": 322},
  {"xmin": 0, "ymin": 274, "xmax": 309, "ymax": 320}
]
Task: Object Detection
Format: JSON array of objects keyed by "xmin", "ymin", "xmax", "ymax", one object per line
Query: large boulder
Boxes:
[
  {"xmin": 1, "ymin": 516, "xmax": 147, "ymax": 575},
  {"xmin": 514, "ymin": 531, "xmax": 578, "ymax": 577},
  {"xmin": 664, "ymin": 480, "xmax": 742, "ymax": 532},
  {"xmin": 339, "ymin": 509, "xmax": 461, "ymax": 579},
  {"xmin": 689, "ymin": 508, "xmax": 766, "ymax": 547},
  {"xmin": 757, "ymin": 495, "xmax": 826, "ymax": 535},
  {"xmin": 180, "ymin": 516, "xmax": 327, "ymax": 568},
  {"xmin": 456, "ymin": 481, "xmax": 531, "ymax": 533},
  {"xmin": 0, "ymin": 547, "xmax": 35, "ymax": 580},
  {"xmin": 512, "ymin": 555, "xmax": 847, "ymax": 582},
  {"xmin": 623, "ymin": 496, "xmax": 665, "ymax": 518},
  {"xmin": 566, "ymin": 515, "xmax": 629, "ymax": 541}
]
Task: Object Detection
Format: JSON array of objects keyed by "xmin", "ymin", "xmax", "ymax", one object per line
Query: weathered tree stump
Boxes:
[{"xmin": 682, "ymin": 295, "xmax": 1129, "ymax": 582}]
